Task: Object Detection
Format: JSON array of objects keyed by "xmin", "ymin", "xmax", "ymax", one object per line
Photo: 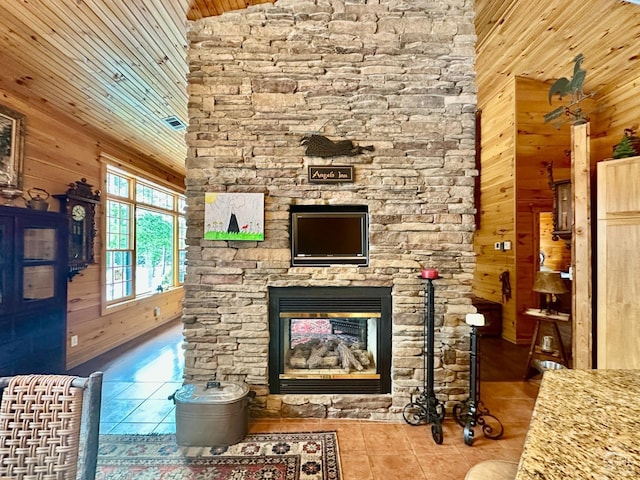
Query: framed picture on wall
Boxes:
[
  {"xmin": 551, "ymin": 179, "xmax": 572, "ymax": 241},
  {"xmin": 204, "ymin": 192, "xmax": 264, "ymax": 241},
  {"xmin": 0, "ymin": 104, "xmax": 25, "ymax": 189}
]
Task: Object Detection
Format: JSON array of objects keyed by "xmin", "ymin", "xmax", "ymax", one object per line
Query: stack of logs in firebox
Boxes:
[{"xmin": 287, "ymin": 338, "xmax": 374, "ymax": 373}]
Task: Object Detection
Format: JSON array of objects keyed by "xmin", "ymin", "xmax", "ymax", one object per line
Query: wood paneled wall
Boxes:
[
  {"xmin": 474, "ymin": 77, "xmax": 572, "ymax": 343},
  {"xmin": 473, "ymin": 77, "xmax": 516, "ymax": 338},
  {"xmin": 539, "ymin": 212, "xmax": 571, "ymax": 272},
  {"xmin": 0, "ymin": 88, "xmax": 185, "ymax": 369},
  {"xmin": 67, "ymin": 285, "xmax": 184, "ymax": 368},
  {"xmin": 514, "ymin": 77, "xmax": 574, "ymax": 342},
  {"xmin": 474, "ymin": 65, "xmax": 640, "ymax": 351},
  {"xmin": 475, "ymin": 0, "xmax": 640, "ymax": 361}
]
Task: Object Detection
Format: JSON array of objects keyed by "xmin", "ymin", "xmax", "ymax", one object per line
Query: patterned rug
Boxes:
[{"xmin": 96, "ymin": 431, "xmax": 341, "ymax": 480}]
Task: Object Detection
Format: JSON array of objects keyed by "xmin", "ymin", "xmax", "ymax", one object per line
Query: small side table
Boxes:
[{"xmin": 524, "ymin": 308, "xmax": 570, "ymax": 379}]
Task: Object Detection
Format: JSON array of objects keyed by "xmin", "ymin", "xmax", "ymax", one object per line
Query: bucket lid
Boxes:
[{"xmin": 174, "ymin": 381, "xmax": 250, "ymax": 404}]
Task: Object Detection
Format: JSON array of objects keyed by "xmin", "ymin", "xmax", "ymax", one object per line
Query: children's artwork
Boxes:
[{"xmin": 204, "ymin": 193, "xmax": 264, "ymax": 241}]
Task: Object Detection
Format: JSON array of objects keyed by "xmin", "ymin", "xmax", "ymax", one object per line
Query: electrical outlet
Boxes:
[
  {"xmin": 154, "ymin": 306, "xmax": 161, "ymax": 317},
  {"xmin": 70, "ymin": 335, "xmax": 78, "ymax": 347},
  {"xmin": 503, "ymin": 241, "xmax": 512, "ymax": 251},
  {"xmin": 494, "ymin": 242, "xmax": 502, "ymax": 251}
]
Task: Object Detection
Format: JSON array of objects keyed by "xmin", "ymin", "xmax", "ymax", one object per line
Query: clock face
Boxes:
[{"xmin": 72, "ymin": 204, "xmax": 86, "ymax": 221}]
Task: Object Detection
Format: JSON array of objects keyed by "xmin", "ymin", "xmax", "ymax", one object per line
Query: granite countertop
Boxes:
[{"xmin": 516, "ymin": 369, "xmax": 640, "ymax": 479}]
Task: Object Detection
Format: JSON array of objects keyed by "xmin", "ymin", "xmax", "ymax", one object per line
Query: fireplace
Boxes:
[{"xmin": 268, "ymin": 286, "xmax": 392, "ymax": 394}]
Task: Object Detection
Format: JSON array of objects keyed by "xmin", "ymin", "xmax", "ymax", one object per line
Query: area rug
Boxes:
[{"xmin": 96, "ymin": 431, "xmax": 341, "ymax": 480}]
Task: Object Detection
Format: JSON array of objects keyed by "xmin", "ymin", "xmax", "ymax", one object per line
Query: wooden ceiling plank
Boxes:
[
  {"xmin": 474, "ymin": 0, "xmax": 519, "ymax": 48},
  {"xmin": 209, "ymin": 0, "xmax": 227, "ymax": 16},
  {"xmin": 476, "ymin": 0, "xmax": 640, "ymax": 106},
  {"xmin": 188, "ymin": 0, "xmax": 220, "ymax": 20},
  {"xmin": 207, "ymin": 0, "xmax": 225, "ymax": 17},
  {"xmin": 0, "ymin": 17, "xmax": 184, "ymax": 171},
  {"xmin": 2, "ymin": 0, "xmax": 635, "ymax": 179},
  {"xmin": 0, "ymin": 9, "xmax": 121, "ymax": 121},
  {"xmin": 126, "ymin": 8, "xmax": 188, "ymax": 86},
  {"xmin": 164, "ymin": 0, "xmax": 191, "ymax": 21},
  {"xmin": 0, "ymin": 58, "xmax": 184, "ymax": 172},
  {"xmin": 97, "ymin": 6, "xmax": 187, "ymax": 120},
  {"xmin": 0, "ymin": 0, "xmax": 184, "ymax": 124},
  {"xmin": 97, "ymin": 0, "xmax": 187, "ymax": 83},
  {"xmin": 41, "ymin": 0, "xmax": 186, "ymax": 105},
  {"xmin": 186, "ymin": 7, "xmax": 203, "ymax": 22},
  {"xmin": 0, "ymin": 0, "xmax": 283, "ymax": 174},
  {"xmin": 220, "ymin": 0, "xmax": 237, "ymax": 14},
  {"xmin": 79, "ymin": 0, "xmax": 188, "ymax": 109},
  {"xmin": 140, "ymin": 0, "xmax": 189, "ymax": 50},
  {"xmin": 12, "ymin": 1, "xmax": 187, "ymax": 143}
]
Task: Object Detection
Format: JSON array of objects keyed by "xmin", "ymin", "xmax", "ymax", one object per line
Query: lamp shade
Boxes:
[{"xmin": 533, "ymin": 271, "xmax": 567, "ymax": 294}]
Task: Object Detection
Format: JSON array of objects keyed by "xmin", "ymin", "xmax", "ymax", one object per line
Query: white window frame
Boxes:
[{"xmin": 103, "ymin": 163, "xmax": 185, "ymax": 309}]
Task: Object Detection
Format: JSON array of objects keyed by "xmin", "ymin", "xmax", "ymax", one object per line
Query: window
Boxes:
[{"xmin": 105, "ymin": 165, "xmax": 185, "ymax": 304}]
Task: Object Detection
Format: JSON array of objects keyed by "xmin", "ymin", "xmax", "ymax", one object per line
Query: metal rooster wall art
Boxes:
[
  {"xmin": 301, "ymin": 134, "xmax": 375, "ymax": 157},
  {"xmin": 544, "ymin": 53, "xmax": 594, "ymax": 128}
]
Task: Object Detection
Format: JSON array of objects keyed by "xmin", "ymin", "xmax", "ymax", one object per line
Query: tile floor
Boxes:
[{"xmin": 74, "ymin": 321, "xmax": 540, "ymax": 479}]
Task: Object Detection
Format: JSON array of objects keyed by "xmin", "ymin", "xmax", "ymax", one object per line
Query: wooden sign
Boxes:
[{"xmin": 308, "ymin": 166, "xmax": 354, "ymax": 183}]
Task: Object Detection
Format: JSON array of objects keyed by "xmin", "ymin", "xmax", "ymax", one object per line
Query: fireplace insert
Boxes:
[{"xmin": 268, "ymin": 286, "xmax": 391, "ymax": 394}]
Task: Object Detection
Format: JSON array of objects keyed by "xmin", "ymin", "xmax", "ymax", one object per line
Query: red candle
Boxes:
[{"xmin": 421, "ymin": 268, "xmax": 438, "ymax": 279}]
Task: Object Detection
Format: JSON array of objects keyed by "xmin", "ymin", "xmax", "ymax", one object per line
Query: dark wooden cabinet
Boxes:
[{"xmin": 0, "ymin": 206, "xmax": 68, "ymax": 375}]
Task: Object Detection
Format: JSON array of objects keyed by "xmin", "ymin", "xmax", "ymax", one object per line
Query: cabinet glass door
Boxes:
[
  {"xmin": 22, "ymin": 227, "xmax": 57, "ymax": 301},
  {"xmin": 1, "ymin": 207, "xmax": 68, "ymax": 375},
  {"xmin": 23, "ymin": 265, "xmax": 55, "ymax": 300},
  {"xmin": 24, "ymin": 227, "xmax": 56, "ymax": 260}
]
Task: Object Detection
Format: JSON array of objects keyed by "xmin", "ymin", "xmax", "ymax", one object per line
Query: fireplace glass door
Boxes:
[
  {"xmin": 282, "ymin": 313, "xmax": 379, "ymax": 380},
  {"xmin": 269, "ymin": 286, "xmax": 391, "ymax": 394}
]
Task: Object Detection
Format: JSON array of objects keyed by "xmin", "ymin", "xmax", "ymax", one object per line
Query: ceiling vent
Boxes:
[{"xmin": 162, "ymin": 115, "xmax": 187, "ymax": 131}]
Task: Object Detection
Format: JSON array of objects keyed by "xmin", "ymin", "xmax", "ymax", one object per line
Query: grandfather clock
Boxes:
[{"xmin": 54, "ymin": 178, "xmax": 101, "ymax": 280}]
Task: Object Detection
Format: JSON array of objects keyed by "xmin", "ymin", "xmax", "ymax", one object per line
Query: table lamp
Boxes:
[{"xmin": 533, "ymin": 271, "xmax": 567, "ymax": 314}]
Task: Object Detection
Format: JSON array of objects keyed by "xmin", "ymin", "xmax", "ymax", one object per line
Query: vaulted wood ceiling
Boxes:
[
  {"xmin": 475, "ymin": 0, "xmax": 640, "ymax": 106},
  {"xmin": 0, "ymin": 0, "xmax": 274, "ymax": 178},
  {"xmin": 0, "ymin": 1, "xmax": 637, "ymax": 179}
]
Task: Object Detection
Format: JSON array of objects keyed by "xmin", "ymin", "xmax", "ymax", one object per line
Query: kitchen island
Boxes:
[{"xmin": 516, "ymin": 369, "xmax": 640, "ymax": 479}]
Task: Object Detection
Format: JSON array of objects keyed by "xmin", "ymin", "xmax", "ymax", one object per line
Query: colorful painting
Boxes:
[{"xmin": 204, "ymin": 192, "xmax": 264, "ymax": 241}]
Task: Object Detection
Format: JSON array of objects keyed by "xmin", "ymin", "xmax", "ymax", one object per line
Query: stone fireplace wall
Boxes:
[{"xmin": 183, "ymin": 0, "xmax": 477, "ymax": 419}]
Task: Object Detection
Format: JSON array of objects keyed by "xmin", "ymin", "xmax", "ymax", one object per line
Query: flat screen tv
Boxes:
[{"xmin": 290, "ymin": 205, "xmax": 369, "ymax": 266}]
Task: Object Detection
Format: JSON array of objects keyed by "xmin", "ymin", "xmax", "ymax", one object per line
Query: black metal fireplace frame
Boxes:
[{"xmin": 268, "ymin": 286, "xmax": 392, "ymax": 394}]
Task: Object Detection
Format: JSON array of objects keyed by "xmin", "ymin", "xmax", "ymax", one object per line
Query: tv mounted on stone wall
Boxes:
[{"xmin": 290, "ymin": 205, "xmax": 369, "ymax": 267}]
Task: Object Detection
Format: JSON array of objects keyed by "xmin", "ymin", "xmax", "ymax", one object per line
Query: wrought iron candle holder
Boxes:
[
  {"xmin": 402, "ymin": 272, "xmax": 446, "ymax": 444},
  {"xmin": 453, "ymin": 313, "xmax": 504, "ymax": 446}
]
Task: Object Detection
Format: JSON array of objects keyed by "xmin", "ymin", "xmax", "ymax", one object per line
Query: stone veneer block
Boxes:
[{"xmin": 184, "ymin": 0, "xmax": 478, "ymax": 419}]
